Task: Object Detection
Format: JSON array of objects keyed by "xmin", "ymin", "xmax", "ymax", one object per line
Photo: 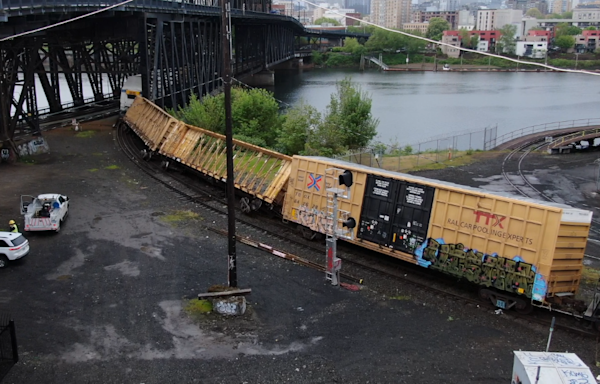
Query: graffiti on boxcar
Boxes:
[
  {"xmin": 292, "ymin": 204, "xmax": 333, "ymax": 234},
  {"xmin": 414, "ymin": 238, "xmax": 548, "ymax": 301}
]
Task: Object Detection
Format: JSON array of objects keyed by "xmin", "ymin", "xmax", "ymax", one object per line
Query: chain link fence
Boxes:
[{"xmin": 335, "ymin": 126, "xmax": 497, "ymax": 172}]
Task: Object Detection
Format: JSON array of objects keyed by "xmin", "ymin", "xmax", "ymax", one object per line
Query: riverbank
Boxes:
[{"xmin": 384, "ymin": 62, "xmax": 600, "ymax": 72}]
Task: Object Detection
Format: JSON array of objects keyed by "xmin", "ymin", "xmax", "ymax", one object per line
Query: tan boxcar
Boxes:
[
  {"xmin": 124, "ymin": 97, "xmax": 292, "ymax": 205},
  {"xmin": 282, "ymin": 156, "xmax": 592, "ymax": 303}
]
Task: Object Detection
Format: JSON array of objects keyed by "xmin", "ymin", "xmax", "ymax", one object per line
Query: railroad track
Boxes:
[
  {"xmin": 116, "ymin": 120, "xmax": 599, "ymax": 338},
  {"xmin": 501, "ymin": 139, "xmax": 600, "ymax": 243}
]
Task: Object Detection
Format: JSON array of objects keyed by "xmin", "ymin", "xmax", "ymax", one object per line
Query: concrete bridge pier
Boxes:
[{"xmin": 239, "ymin": 70, "xmax": 275, "ymax": 87}]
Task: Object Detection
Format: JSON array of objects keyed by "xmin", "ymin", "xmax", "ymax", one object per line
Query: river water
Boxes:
[{"xmin": 272, "ymin": 68, "xmax": 600, "ymax": 147}]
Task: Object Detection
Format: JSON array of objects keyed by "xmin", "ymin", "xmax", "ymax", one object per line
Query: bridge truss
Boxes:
[{"xmin": 0, "ymin": 0, "xmax": 303, "ymax": 148}]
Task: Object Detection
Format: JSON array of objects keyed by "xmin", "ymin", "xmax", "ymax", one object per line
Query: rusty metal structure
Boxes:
[{"xmin": 0, "ymin": 0, "xmax": 305, "ymax": 148}]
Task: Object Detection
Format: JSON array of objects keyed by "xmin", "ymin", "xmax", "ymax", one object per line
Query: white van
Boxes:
[{"xmin": 120, "ymin": 75, "xmax": 142, "ymax": 113}]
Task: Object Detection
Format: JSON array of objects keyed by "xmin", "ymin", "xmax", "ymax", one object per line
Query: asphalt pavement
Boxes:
[{"xmin": 0, "ymin": 119, "xmax": 598, "ymax": 384}]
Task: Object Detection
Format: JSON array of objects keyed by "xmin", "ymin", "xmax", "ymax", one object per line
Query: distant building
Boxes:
[
  {"xmin": 573, "ymin": 6, "xmax": 600, "ymax": 21},
  {"xmin": 458, "ymin": 9, "xmax": 476, "ymax": 30},
  {"xmin": 439, "ymin": 29, "xmax": 502, "ymax": 55},
  {"xmin": 505, "ymin": 0, "xmax": 548, "ymax": 13},
  {"xmin": 516, "ymin": 40, "xmax": 548, "ymax": 57},
  {"xmin": 415, "ymin": 10, "xmax": 458, "ymax": 29},
  {"xmin": 441, "ymin": 30, "xmax": 462, "ymax": 57},
  {"xmin": 345, "ymin": 12, "xmax": 363, "ymax": 25},
  {"xmin": 371, "ymin": 0, "xmax": 412, "ymax": 28},
  {"xmin": 402, "ymin": 22, "xmax": 430, "ymax": 34},
  {"xmin": 476, "ymin": 9, "xmax": 523, "ymax": 30},
  {"xmin": 575, "ymin": 29, "xmax": 600, "ymax": 52},
  {"xmin": 345, "ymin": 0, "xmax": 370, "ymax": 15},
  {"xmin": 271, "ymin": 1, "xmax": 295, "ymax": 16},
  {"xmin": 470, "ymin": 30, "xmax": 501, "ymax": 51}
]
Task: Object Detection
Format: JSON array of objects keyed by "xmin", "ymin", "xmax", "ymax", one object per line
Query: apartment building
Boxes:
[
  {"xmin": 575, "ymin": 29, "xmax": 599, "ymax": 52},
  {"xmin": 476, "ymin": 9, "xmax": 523, "ymax": 30},
  {"xmin": 402, "ymin": 22, "xmax": 430, "ymax": 34},
  {"xmin": 371, "ymin": 0, "xmax": 411, "ymax": 28},
  {"xmin": 414, "ymin": 11, "xmax": 458, "ymax": 29},
  {"xmin": 441, "ymin": 30, "xmax": 462, "ymax": 57}
]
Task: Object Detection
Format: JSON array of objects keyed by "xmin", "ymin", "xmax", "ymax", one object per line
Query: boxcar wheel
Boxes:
[
  {"xmin": 514, "ymin": 299, "xmax": 533, "ymax": 315},
  {"xmin": 299, "ymin": 226, "xmax": 317, "ymax": 240}
]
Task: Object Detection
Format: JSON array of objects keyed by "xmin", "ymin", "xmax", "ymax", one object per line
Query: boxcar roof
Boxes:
[{"xmin": 299, "ymin": 156, "xmax": 592, "ymax": 222}]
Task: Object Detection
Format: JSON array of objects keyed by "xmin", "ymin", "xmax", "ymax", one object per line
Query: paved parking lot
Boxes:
[{"xmin": 0, "ymin": 120, "xmax": 598, "ymax": 383}]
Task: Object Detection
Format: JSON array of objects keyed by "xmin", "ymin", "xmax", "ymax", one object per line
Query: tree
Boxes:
[
  {"xmin": 277, "ymin": 101, "xmax": 321, "ymax": 155},
  {"xmin": 364, "ymin": 28, "xmax": 425, "ymax": 54},
  {"xmin": 342, "ymin": 38, "xmax": 367, "ymax": 56},
  {"xmin": 497, "ymin": 24, "xmax": 517, "ymax": 54},
  {"xmin": 526, "ymin": 8, "xmax": 543, "ymax": 18},
  {"xmin": 470, "ymin": 34, "xmax": 480, "ymax": 49},
  {"xmin": 314, "ymin": 17, "xmax": 340, "ymax": 26},
  {"xmin": 173, "ymin": 87, "xmax": 282, "ymax": 148},
  {"xmin": 459, "ymin": 29, "xmax": 478, "ymax": 49},
  {"xmin": 174, "ymin": 93, "xmax": 224, "ymax": 132},
  {"xmin": 426, "ymin": 17, "xmax": 450, "ymax": 41},
  {"xmin": 585, "ymin": 26, "xmax": 598, "ymax": 31},
  {"xmin": 305, "ymin": 78, "xmax": 378, "ymax": 155},
  {"xmin": 230, "ymin": 87, "xmax": 282, "ymax": 148},
  {"xmin": 555, "ymin": 23, "xmax": 582, "ymax": 37},
  {"xmin": 555, "ymin": 35, "xmax": 575, "ymax": 51},
  {"xmin": 458, "ymin": 29, "xmax": 470, "ymax": 47}
]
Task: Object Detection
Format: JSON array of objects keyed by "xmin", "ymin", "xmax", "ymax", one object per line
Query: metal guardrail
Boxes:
[
  {"xmin": 492, "ymin": 118, "xmax": 600, "ymax": 148},
  {"xmin": 548, "ymin": 127, "xmax": 600, "ymax": 149}
]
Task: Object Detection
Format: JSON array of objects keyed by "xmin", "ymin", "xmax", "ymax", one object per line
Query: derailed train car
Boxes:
[
  {"xmin": 281, "ymin": 156, "xmax": 595, "ymax": 316},
  {"xmin": 122, "ymin": 96, "xmax": 600, "ymax": 326},
  {"xmin": 124, "ymin": 96, "xmax": 293, "ymax": 210}
]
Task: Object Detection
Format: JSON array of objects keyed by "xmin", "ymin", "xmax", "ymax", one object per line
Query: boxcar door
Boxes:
[
  {"xmin": 390, "ymin": 182, "xmax": 435, "ymax": 254},
  {"xmin": 358, "ymin": 175, "xmax": 399, "ymax": 246}
]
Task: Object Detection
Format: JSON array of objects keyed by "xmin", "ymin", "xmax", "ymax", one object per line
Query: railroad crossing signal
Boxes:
[{"xmin": 325, "ymin": 168, "xmax": 356, "ymax": 286}]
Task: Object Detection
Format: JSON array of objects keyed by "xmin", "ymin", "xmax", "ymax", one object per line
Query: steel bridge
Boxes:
[{"xmin": 0, "ymin": 0, "xmax": 368, "ymax": 151}]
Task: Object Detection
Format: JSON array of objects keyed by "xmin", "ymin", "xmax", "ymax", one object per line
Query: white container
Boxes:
[{"xmin": 512, "ymin": 351, "xmax": 596, "ymax": 384}]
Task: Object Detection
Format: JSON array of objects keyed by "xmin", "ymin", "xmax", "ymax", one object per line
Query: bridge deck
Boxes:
[{"xmin": 494, "ymin": 125, "xmax": 600, "ymax": 150}]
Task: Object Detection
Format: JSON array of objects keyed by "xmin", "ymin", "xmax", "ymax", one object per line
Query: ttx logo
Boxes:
[{"xmin": 474, "ymin": 210, "xmax": 506, "ymax": 229}]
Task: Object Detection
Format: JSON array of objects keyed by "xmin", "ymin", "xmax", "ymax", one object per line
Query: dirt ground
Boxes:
[{"xmin": 1, "ymin": 120, "xmax": 599, "ymax": 383}]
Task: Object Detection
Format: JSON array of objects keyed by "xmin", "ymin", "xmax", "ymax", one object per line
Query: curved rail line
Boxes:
[
  {"xmin": 501, "ymin": 139, "xmax": 600, "ymax": 247},
  {"xmin": 116, "ymin": 120, "xmax": 598, "ymax": 338}
]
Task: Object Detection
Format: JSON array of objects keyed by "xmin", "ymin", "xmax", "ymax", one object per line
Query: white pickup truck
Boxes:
[{"xmin": 20, "ymin": 194, "xmax": 70, "ymax": 232}]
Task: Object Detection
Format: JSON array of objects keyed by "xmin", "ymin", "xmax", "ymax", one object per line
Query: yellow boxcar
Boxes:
[
  {"xmin": 282, "ymin": 156, "xmax": 592, "ymax": 303},
  {"xmin": 123, "ymin": 96, "xmax": 292, "ymax": 206}
]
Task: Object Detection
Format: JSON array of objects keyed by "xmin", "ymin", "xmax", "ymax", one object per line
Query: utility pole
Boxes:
[{"xmin": 222, "ymin": 0, "xmax": 237, "ymax": 288}]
